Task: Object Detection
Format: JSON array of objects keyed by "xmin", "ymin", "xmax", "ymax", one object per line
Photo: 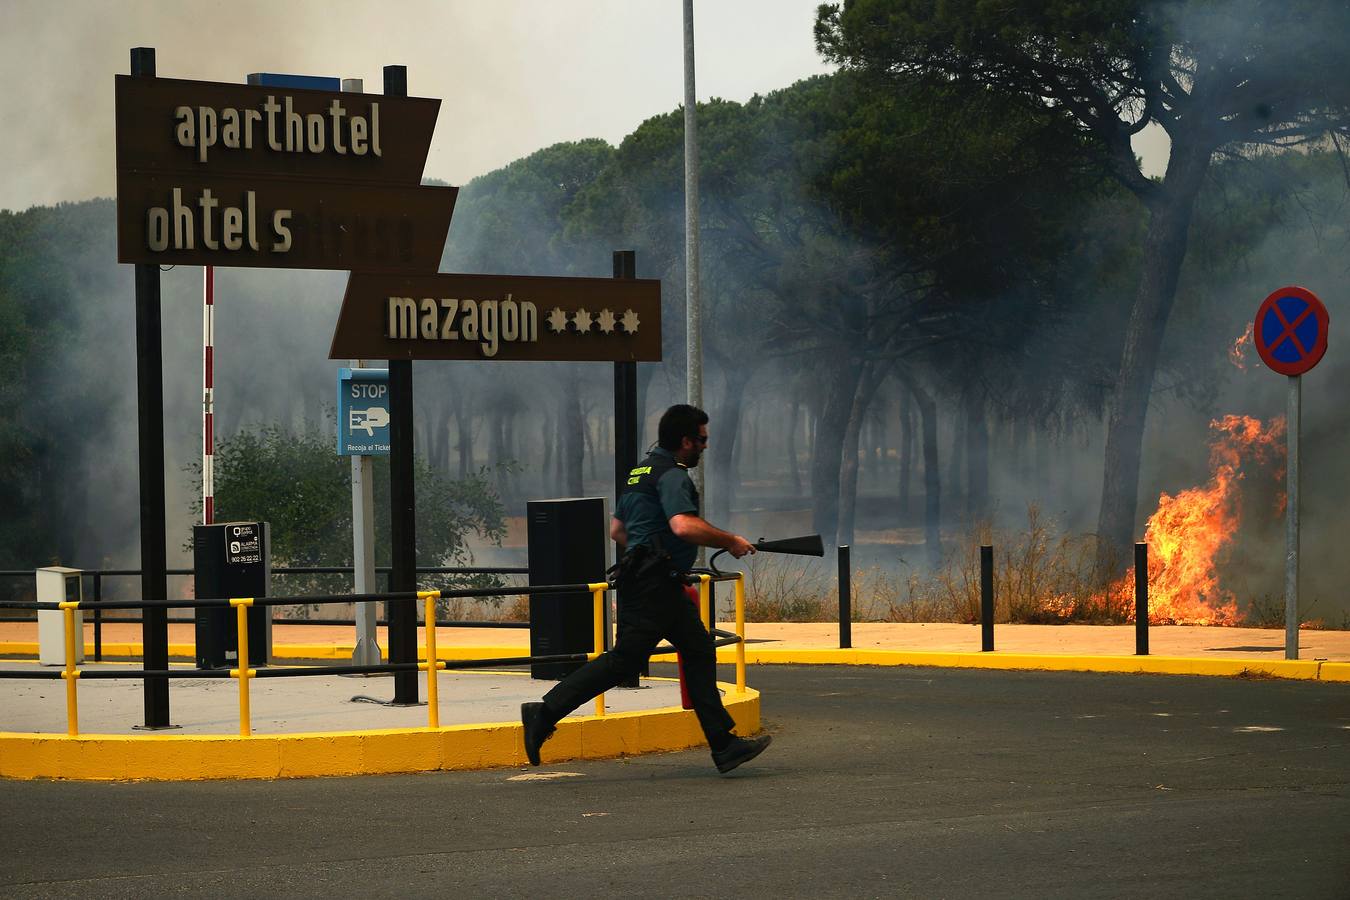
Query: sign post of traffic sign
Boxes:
[{"xmin": 1253, "ymin": 285, "xmax": 1330, "ymax": 660}]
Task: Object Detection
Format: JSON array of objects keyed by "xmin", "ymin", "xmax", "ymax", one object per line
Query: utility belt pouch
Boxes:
[{"xmin": 617, "ymin": 545, "xmax": 675, "ymax": 586}]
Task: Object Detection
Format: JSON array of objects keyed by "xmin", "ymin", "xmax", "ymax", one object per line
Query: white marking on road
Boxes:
[
  {"xmin": 507, "ymin": 771, "xmax": 585, "ymax": 781},
  {"xmin": 1233, "ymin": 725, "xmax": 1285, "ymax": 733},
  {"xmin": 1151, "ymin": 712, "xmax": 1172, "ymax": 717}
]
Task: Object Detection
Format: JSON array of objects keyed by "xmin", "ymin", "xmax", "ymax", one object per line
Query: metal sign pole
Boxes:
[
  {"xmin": 131, "ymin": 46, "xmax": 171, "ymax": 729},
  {"xmin": 350, "ymin": 358, "xmax": 381, "ymax": 668},
  {"xmin": 1285, "ymin": 374, "xmax": 1300, "ymax": 660}
]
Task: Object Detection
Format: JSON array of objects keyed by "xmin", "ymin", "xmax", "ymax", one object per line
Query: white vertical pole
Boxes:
[
  {"xmin": 203, "ymin": 265, "xmax": 215, "ymax": 525},
  {"xmin": 683, "ymin": 0, "xmax": 706, "ymax": 562},
  {"xmin": 1285, "ymin": 374, "xmax": 1300, "ymax": 660}
]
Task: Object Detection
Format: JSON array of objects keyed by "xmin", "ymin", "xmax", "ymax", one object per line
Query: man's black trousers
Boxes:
[{"xmin": 541, "ymin": 570, "xmax": 736, "ymax": 749}]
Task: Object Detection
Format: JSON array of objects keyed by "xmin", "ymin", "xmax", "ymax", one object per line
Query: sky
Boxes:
[{"xmin": 0, "ymin": 0, "xmax": 1169, "ymax": 214}]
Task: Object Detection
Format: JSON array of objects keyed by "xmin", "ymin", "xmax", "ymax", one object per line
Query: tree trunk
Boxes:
[
  {"xmin": 965, "ymin": 390, "xmax": 989, "ymax": 521},
  {"xmin": 947, "ymin": 402, "xmax": 966, "ymax": 514},
  {"xmin": 837, "ymin": 363, "xmax": 886, "ymax": 547},
  {"xmin": 710, "ymin": 370, "xmax": 750, "ymax": 523},
  {"xmin": 454, "ymin": 400, "xmax": 473, "ymax": 479},
  {"xmin": 1095, "ymin": 144, "xmax": 1210, "ymax": 576},
  {"xmin": 785, "ymin": 397, "xmax": 801, "ymax": 495},
  {"xmin": 540, "ymin": 411, "xmax": 553, "ymax": 495},
  {"xmin": 899, "ymin": 391, "xmax": 914, "ymax": 516},
  {"xmin": 563, "ymin": 370, "xmax": 585, "ymax": 496},
  {"xmin": 897, "ymin": 373, "xmax": 942, "ymax": 570},
  {"xmin": 809, "ymin": 356, "xmax": 865, "ymax": 548}
]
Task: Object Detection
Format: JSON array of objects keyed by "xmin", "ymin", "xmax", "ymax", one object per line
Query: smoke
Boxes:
[{"xmin": 0, "ymin": 0, "xmax": 832, "ymax": 213}]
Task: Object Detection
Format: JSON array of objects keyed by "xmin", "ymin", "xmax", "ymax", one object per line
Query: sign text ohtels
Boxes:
[{"xmin": 115, "ymin": 75, "xmax": 454, "ymax": 272}]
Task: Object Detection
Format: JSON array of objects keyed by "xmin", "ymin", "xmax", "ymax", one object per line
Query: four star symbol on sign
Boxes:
[{"xmin": 546, "ymin": 306, "xmax": 639, "ymax": 335}]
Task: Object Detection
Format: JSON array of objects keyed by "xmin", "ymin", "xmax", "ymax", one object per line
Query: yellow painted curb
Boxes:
[
  {"xmin": 0, "ymin": 683, "xmax": 758, "ymax": 782},
  {"xmin": 708, "ymin": 646, "xmax": 1330, "ymax": 680}
]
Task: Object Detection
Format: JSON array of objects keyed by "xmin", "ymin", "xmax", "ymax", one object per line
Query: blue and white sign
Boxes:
[{"xmin": 337, "ymin": 367, "xmax": 390, "ymax": 456}]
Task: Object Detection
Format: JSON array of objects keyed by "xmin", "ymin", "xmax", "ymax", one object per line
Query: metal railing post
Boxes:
[
  {"xmin": 980, "ymin": 545, "xmax": 994, "ymax": 652},
  {"xmin": 698, "ymin": 575, "xmax": 711, "ymax": 631},
  {"xmin": 590, "ymin": 583, "xmax": 608, "ymax": 716},
  {"xmin": 93, "ymin": 573, "xmax": 103, "ymax": 662},
  {"xmin": 230, "ymin": 598, "xmax": 254, "ymax": 736},
  {"xmin": 420, "ymin": 591, "xmax": 441, "ymax": 728},
  {"xmin": 60, "ymin": 600, "xmax": 80, "ymax": 735},
  {"xmin": 1135, "ymin": 542, "xmax": 1149, "ymax": 656},
  {"xmin": 838, "ymin": 545, "xmax": 852, "ymax": 649},
  {"xmin": 734, "ymin": 574, "xmax": 746, "ymax": 693}
]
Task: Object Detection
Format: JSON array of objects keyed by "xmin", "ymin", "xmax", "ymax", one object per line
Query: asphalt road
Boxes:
[{"xmin": 3, "ymin": 664, "xmax": 1348, "ymax": 899}]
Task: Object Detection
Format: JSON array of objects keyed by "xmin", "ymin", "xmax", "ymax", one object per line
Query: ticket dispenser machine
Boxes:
[
  {"xmin": 526, "ymin": 498, "xmax": 610, "ymax": 679},
  {"xmin": 193, "ymin": 521, "xmax": 272, "ymax": 669},
  {"xmin": 36, "ymin": 566, "xmax": 83, "ymax": 666}
]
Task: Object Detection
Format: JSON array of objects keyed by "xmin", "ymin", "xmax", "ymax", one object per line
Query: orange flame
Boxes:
[
  {"xmin": 1229, "ymin": 323, "xmax": 1254, "ymax": 370},
  {"xmin": 1111, "ymin": 415, "xmax": 1285, "ymax": 625}
]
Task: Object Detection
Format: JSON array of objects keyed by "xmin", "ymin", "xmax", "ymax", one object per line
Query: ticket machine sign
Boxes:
[{"xmin": 337, "ymin": 367, "xmax": 390, "ymax": 456}]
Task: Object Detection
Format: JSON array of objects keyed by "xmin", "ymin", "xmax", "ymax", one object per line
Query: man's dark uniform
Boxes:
[{"xmin": 539, "ymin": 446, "xmax": 737, "ymax": 749}]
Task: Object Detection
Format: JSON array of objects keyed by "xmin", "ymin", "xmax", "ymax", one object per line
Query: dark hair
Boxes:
[{"xmin": 658, "ymin": 404, "xmax": 708, "ymax": 451}]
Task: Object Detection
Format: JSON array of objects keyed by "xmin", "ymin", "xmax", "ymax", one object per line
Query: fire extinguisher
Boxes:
[{"xmin": 677, "ymin": 583, "xmax": 700, "ymax": 710}]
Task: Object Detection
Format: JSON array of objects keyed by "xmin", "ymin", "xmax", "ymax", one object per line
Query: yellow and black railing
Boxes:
[{"xmin": 0, "ymin": 573, "xmax": 751, "ymax": 737}]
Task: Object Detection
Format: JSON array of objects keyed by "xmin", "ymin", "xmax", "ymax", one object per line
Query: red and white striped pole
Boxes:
[{"xmin": 203, "ymin": 265, "xmax": 215, "ymax": 525}]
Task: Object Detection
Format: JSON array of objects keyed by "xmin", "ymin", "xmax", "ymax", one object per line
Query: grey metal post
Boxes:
[
  {"xmin": 344, "ymin": 74, "xmax": 382, "ymax": 671},
  {"xmin": 350, "ymin": 356, "xmax": 381, "ymax": 669},
  {"xmin": 683, "ymin": 0, "xmax": 705, "ymax": 552},
  {"xmin": 1285, "ymin": 375, "xmax": 1301, "ymax": 660}
]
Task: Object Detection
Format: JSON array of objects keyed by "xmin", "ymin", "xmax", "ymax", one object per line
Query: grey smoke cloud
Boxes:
[{"xmin": 0, "ymin": 0, "xmax": 834, "ymax": 212}]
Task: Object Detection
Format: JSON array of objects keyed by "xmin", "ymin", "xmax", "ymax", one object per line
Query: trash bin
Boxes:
[
  {"xmin": 36, "ymin": 566, "xmax": 83, "ymax": 666},
  {"xmin": 526, "ymin": 497, "xmax": 609, "ymax": 679}
]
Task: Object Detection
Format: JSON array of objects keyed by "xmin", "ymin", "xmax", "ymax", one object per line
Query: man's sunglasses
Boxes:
[{"xmin": 691, "ymin": 434, "xmax": 709, "ymax": 445}]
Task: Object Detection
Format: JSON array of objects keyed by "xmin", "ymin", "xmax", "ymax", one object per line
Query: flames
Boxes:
[
  {"xmin": 1229, "ymin": 323, "xmax": 1254, "ymax": 370},
  {"xmin": 1109, "ymin": 415, "xmax": 1285, "ymax": 625}
]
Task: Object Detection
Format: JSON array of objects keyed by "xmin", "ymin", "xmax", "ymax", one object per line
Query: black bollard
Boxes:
[
  {"xmin": 838, "ymin": 545, "xmax": 852, "ymax": 649},
  {"xmin": 980, "ymin": 545, "xmax": 994, "ymax": 651},
  {"xmin": 1135, "ymin": 542, "xmax": 1149, "ymax": 656}
]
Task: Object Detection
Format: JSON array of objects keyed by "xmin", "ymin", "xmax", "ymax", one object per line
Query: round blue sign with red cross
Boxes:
[{"xmin": 1253, "ymin": 286, "xmax": 1329, "ymax": 376}]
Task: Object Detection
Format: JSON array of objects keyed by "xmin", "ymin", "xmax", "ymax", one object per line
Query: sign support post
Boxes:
[
  {"xmin": 349, "ymin": 359, "xmax": 382, "ymax": 668},
  {"xmin": 1285, "ymin": 374, "xmax": 1300, "ymax": 660},
  {"xmin": 131, "ymin": 47, "xmax": 172, "ymax": 729},
  {"xmin": 383, "ymin": 64, "xmax": 420, "ymax": 706},
  {"xmin": 1251, "ymin": 285, "xmax": 1328, "ymax": 661}
]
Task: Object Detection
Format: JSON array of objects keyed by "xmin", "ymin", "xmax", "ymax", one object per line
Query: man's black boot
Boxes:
[
  {"xmin": 521, "ymin": 702, "xmax": 556, "ymax": 766},
  {"xmin": 711, "ymin": 734, "xmax": 771, "ymax": 774}
]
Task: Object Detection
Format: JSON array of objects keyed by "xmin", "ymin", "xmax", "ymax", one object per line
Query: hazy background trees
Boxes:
[{"xmin": 4, "ymin": 2, "xmax": 1350, "ymax": 620}]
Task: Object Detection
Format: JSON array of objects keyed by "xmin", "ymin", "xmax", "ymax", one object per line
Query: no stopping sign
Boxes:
[{"xmin": 1253, "ymin": 286, "xmax": 1329, "ymax": 376}]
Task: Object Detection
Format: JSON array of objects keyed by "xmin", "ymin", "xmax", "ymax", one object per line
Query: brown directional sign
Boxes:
[
  {"xmin": 330, "ymin": 272, "xmax": 663, "ymax": 362},
  {"xmin": 116, "ymin": 171, "xmax": 456, "ymax": 271},
  {"xmin": 115, "ymin": 74, "xmax": 452, "ymax": 272},
  {"xmin": 114, "ymin": 75, "xmax": 438, "ymax": 184}
]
